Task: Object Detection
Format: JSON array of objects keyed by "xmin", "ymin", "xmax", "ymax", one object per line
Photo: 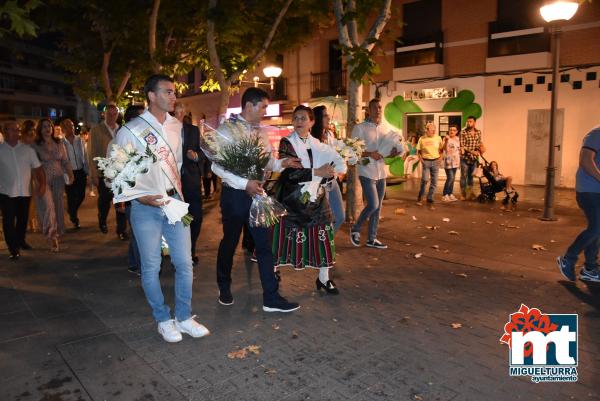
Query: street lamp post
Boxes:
[{"xmin": 539, "ymin": 0, "xmax": 579, "ymax": 221}]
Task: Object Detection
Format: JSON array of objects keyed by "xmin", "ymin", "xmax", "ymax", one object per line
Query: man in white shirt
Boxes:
[
  {"xmin": 212, "ymin": 87, "xmax": 302, "ymax": 312},
  {"xmin": 61, "ymin": 118, "xmax": 88, "ymax": 229},
  {"xmin": 350, "ymin": 98, "xmax": 392, "ymax": 249},
  {"xmin": 0, "ymin": 120, "xmax": 46, "ymax": 260},
  {"xmin": 116, "ymin": 74, "xmax": 209, "ymax": 343}
]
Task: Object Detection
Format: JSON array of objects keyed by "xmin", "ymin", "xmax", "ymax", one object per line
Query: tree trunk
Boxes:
[
  {"xmin": 345, "ymin": 64, "xmax": 363, "ymax": 222},
  {"xmin": 101, "ymin": 49, "xmax": 114, "ymax": 101},
  {"xmin": 149, "ymin": 0, "xmax": 161, "ymax": 73},
  {"xmin": 217, "ymin": 81, "xmax": 231, "ymax": 122}
]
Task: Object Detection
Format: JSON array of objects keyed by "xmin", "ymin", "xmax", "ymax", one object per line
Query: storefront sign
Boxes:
[{"xmin": 404, "ymin": 87, "xmax": 457, "ymax": 101}]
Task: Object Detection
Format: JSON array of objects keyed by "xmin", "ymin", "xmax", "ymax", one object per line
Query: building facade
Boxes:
[
  {"xmin": 0, "ymin": 38, "xmax": 96, "ymax": 127},
  {"xmin": 179, "ymin": 0, "xmax": 600, "ymax": 188}
]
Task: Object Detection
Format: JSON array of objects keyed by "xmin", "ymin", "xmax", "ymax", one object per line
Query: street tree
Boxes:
[
  {"xmin": 333, "ymin": 0, "xmax": 392, "ymax": 220},
  {"xmin": 0, "ymin": 0, "xmax": 40, "ymax": 38},
  {"xmin": 202, "ymin": 0, "xmax": 330, "ymax": 119}
]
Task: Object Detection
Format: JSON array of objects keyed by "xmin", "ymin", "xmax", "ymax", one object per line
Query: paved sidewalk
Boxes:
[{"xmin": 0, "ymin": 182, "xmax": 598, "ymax": 401}]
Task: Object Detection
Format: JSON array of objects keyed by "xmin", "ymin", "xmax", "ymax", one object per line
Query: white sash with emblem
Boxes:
[{"xmin": 125, "ymin": 115, "xmax": 183, "ymax": 199}]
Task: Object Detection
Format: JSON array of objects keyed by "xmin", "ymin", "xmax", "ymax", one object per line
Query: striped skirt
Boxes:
[{"xmin": 272, "ymin": 218, "xmax": 335, "ymax": 270}]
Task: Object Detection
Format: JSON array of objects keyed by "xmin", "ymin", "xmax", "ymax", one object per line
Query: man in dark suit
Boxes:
[
  {"xmin": 89, "ymin": 101, "xmax": 128, "ymax": 239},
  {"xmin": 174, "ymin": 103, "xmax": 203, "ymax": 265}
]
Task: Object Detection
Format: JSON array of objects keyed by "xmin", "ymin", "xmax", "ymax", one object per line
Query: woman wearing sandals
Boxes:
[{"xmin": 272, "ymin": 105, "xmax": 347, "ymax": 294}]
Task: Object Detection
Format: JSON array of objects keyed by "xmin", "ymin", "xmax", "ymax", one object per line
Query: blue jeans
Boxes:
[
  {"xmin": 130, "ymin": 199, "xmax": 193, "ymax": 322},
  {"xmin": 443, "ymin": 168, "xmax": 457, "ymax": 196},
  {"xmin": 327, "ymin": 180, "xmax": 344, "ymax": 233},
  {"xmin": 418, "ymin": 159, "xmax": 440, "ymax": 201},
  {"xmin": 125, "ymin": 204, "xmax": 141, "ymax": 269},
  {"xmin": 352, "ymin": 176, "xmax": 386, "ymax": 242},
  {"xmin": 460, "ymin": 159, "xmax": 476, "ymax": 195},
  {"xmin": 564, "ymin": 192, "xmax": 600, "ymax": 269}
]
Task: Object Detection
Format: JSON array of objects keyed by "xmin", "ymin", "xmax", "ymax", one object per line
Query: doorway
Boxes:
[{"xmin": 525, "ymin": 109, "xmax": 564, "ymax": 186}]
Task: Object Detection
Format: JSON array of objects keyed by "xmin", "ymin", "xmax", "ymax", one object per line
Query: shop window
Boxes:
[
  {"xmin": 560, "ymin": 74, "xmax": 570, "ymax": 83},
  {"xmin": 572, "ymin": 81, "xmax": 582, "ymax": 90},
  {"xmin": 586, "ymin": 72, "xmax": 596, "ymax": 81},
  {"xmin": 514, "ymin": 77, "xmax": 523, "ymax": 86},
  {"xmin": 503, "ymin": 86, "xmax": 511, "ymax": 94},
  {"xmin": 525, "ymin": 84, "xmax": 533, "ymax": 92},
  {"xmin": 536, "ymin": 76, "xmax": 545, "ymax": 84}
]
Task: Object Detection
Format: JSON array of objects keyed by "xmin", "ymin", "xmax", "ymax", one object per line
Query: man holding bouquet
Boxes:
[
  {"xmin": 212, "ymin": 87, "xmax": 302, "ymax": 312},
  {"xmin": 115, "ymin": 74, "xmax": 209, "ymax": 343}
]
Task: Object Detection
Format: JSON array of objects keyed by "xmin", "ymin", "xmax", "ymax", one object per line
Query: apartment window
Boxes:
[
  {"xmin": 395, "ymin": 0, "xmax": 443, "ymax": 68},
  {"xmin": 488, "ymin": 0, "xmax": 549, "ymax": 57}
]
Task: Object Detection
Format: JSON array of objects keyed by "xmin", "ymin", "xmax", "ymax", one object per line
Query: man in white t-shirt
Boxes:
[{"xmin": 0, "ymin": 120, "xmax": 46, "ymax": 260}]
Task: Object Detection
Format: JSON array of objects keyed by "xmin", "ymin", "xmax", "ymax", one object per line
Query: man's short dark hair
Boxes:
[
  {"xmin": 368, "ymin": 98, "xmax": 380, "ymax": 109},
  {"xmin": 144, "ymin": 74, "xmax": 174, "ymax": 101},
  {"xmin": 467, "ymin": 115, "xmax": 477, "ymax": 121},
  {"xmin": 241, "ymin": 87, "xmax": 270, "ymax": 109}
]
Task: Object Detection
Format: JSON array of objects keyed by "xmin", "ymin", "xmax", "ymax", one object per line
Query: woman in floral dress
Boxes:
[
  {"xmin": 272, "ymin": 105, "xmax": 346, "ymax": 294},
  {"xmin": 32, "ymin": 118, "xmax": 73, "ymax": 251}
]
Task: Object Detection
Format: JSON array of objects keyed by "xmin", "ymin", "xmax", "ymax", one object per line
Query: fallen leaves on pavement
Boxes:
[
  {"xmin": 455, "ymin": 273, "xmax": 468, "ymax": 278},
  {"xmin": 442, "ymin": 217, "xmax": 450, "ymax": 222},
  {"xmin": 395, "ymin": 208, "xmax": 406, "ymax": 215},
  {"xmin": 531, "ymin": 244, "xmax": 547, "ymax": 251},
  {"xmin": 414, "ymin": 253, "xmax": 423, "ymax": 258},
  {"xmin": 448, "ymin": 230, "xmax": 459, "ymax": 235},
  {"xmin": 227, "ymin": 345, "xmax": 261, "ymax": 359},
  {"xmin": 451, "ymin": 323, "xmax": 462, "ymax": 329}
]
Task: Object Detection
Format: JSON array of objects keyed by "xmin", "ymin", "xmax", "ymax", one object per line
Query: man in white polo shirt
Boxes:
[{"xmin": 0, "ymin": 120, "xmax": 46, "ymax": 260}]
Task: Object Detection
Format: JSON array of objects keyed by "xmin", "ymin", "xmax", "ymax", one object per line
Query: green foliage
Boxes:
[
  {"xmin": 0, "ymin": 0, "xmax": 41, "ymax": 38},
  {"xmin": 341, "ymin": 45, "xmax": 381, "ymax": 83},
  {"xmin": 442, "ymin": 90, "xmax": 482, "ymax": 122},
  {"xmin": 200, "ymin": 0, "xmax": 331, "ymax": 90},
  {"xmin": 384, "ymin": 96, "xmax": 422, "ymax": 129}
]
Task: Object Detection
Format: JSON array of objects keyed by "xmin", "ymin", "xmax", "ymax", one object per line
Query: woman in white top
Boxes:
[
  {"xmin": 442, "ymin": 125, "xmax": 460, "ymax": 202},
  {"xmin": 311, "ymin": 105, "xmax": 345, "ymax": 234}
]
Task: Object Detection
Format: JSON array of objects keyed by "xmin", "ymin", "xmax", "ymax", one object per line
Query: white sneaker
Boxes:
[
  {"xmin": 441, "ymin": 195, "xmax": 450, "ymax": 202},
  {"xmin": 158, "ymin": 319, "xmax": 182, "ymax": 343},
  {"xmin": 449, "ymin": 194, "xmax": 458, "ymax": 202},
  {"xmin": 175, "ymin": 316, "xmax": 210, "ymax": 338}
]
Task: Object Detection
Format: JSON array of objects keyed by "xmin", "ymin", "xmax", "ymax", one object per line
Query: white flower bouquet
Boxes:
[
  {"xmin": 94, "ymin": 143, "xmax": 193, "ymax": 226},
  {"xmin": 333, "ymin": 137, "xmax": 365, "ymax": 166},
  {"xmin": 200, "ymin": 119, "xmax": 287, "ymax": 227}
]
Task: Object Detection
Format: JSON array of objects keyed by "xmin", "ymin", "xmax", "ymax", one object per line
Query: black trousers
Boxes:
[
  {"xmin": 97, "ymin": 179, "xmax": 127, "ymax": 234},
  {"xmin": 0, "ymin": 195, "xmax": 30, "ymax": 254},
  {"xmin": 184, "ymin": 189, "xmax": 203, "ymax": 258},
  {"xmin": 202, "ymin": 174, "xmax": 218, "ymax": 196},
  {"xmin": 216, "ymin": 186, "xmax": 278, "ymax": 302},
  {"xmin": 65, "ymin": 169, "xmax": 87, "ymax": 224}
]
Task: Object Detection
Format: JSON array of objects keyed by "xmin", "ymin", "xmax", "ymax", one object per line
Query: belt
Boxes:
[{"xmin": 166, "ymin": 188, "xmax": 176, "ymax": 196}]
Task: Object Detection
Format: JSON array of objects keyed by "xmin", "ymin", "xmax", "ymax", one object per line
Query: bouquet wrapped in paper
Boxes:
[
  {"xmin": 332, "ymin": 137, "xmax": 365, "ymax": 166},
  {"xmin": 94, "ymin": 143, "xmax": 192, "ymax": 226},
  {"xmin": 378, "ymin": 130, "xmax": 405, "ymax": 158},
  {"xmin": 200, "ymin": 119, "xmax": 287, "ymax": 227}
]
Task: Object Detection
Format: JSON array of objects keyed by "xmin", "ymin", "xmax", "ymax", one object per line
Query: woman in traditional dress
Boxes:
[
  {"xmin": 311, "ymin": 105, "xmax": 345, "ymax": 234},
  {"xmin": 32, "ymin": 118, "xmax": 73, "ymax": 251},
  {"xmin": 273, "ymin": 105, "xmax": 347, "ymax": 294}
]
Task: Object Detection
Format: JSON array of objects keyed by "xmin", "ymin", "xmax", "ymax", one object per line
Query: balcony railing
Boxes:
[
  {"xmin": 311, "ymin": 70, "xmax": 346, "ymax": 98},
  {"xmin": 395, "ymin": 32, "xmax": 443, "ymax": 68},
  {"xmin": 487, "ymin": 22, "xmax": 550, "ymax": 58}
]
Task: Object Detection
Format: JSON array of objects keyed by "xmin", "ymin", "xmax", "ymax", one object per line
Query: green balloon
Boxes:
[
  {"xmin": 462, "ymin": 102, "xmax": 482, "ymax": 120},
  {"xmin": 442, "ymin": 90, "xmax": 476, "ymax": 112}
]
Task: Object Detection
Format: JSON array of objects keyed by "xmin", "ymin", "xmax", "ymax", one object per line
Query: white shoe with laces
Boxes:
[
  {"xmin": 449, "ymin": 194, "xmax": 458, "ymax": 202},
  {"xmin": 175, "ymin": 316, "xmax": 210, "ymax": 338},
  {"xmin": 441, "ymin": 195, "xmax": 450, "ymax": 202},
  {"xmin": 158, "ymin": 319, "xmax": 182, "ymax": 343}
]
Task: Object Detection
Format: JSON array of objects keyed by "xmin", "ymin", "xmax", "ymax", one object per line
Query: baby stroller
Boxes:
[{"xmin": 476, "ymin": 156, "xmax": 519, "ymax": 205}]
